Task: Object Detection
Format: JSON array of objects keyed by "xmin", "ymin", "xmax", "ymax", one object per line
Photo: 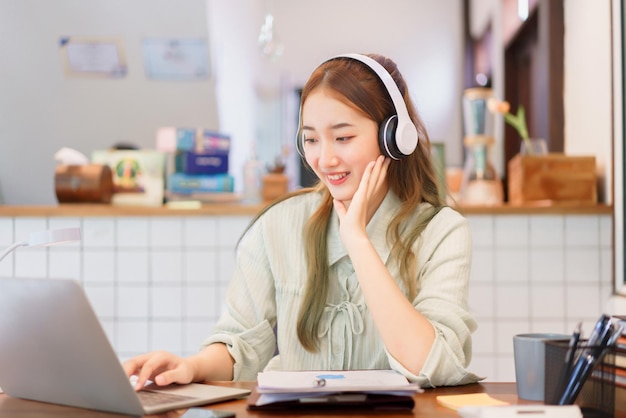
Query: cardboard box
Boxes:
[{"xmin": 508, "ymin": 153, "xmax": 597, "ymax": 205}]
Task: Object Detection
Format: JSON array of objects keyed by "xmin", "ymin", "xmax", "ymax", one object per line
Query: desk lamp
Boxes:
[{"xmin": 0, "ymin": 227, "xmax": 82, "ymax": 263}]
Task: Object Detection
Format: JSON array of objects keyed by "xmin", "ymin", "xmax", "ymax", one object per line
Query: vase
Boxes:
[{"xmin": 520, "ymin": 138, "xmax": 548, "ymax": 156}]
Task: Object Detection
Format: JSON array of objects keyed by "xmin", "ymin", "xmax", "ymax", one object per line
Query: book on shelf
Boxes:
[
  {"xmin": 165, "ymin": 191, "xmax": 241, "ymax": 204},
  {"xmin": 613, "ymin": 364, "xmax": 626, "ymax": 388},
  {"xmin": 615, "ymin": 339, "xmax": 626, "ymax": 360},
  {"xmin": 168, "ymin": 172, "xmax": 234, "ymax": 194},
  {"xmin": 175, "ymin": 150, "xmax": 229, "ymax": 175},
  {"xmin": 157, "ymin": 127, "xmax": 230, "ymax": 153}
]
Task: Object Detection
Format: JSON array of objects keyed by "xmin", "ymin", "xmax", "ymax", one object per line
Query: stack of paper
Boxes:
[{"xmin": 247, "ymin": 370, "xmax": 421, "ymax": 411}]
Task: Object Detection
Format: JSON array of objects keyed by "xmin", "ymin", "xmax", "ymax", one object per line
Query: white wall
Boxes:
[
  {"xmin": 0, "ymin": 0, "xmax": 465, "ymax": 204},
  {"xmin": 564, "ymin": 1, "xmax": 613, "ymax": 203},
  {"xmin": 0, "ymin": 0, "xmax": 218, "ymax": 205}
]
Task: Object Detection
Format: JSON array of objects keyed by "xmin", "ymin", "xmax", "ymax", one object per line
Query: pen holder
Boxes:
[{"xmin": 544, "ymin": 340, "xmax": 615, "ymax": 418}]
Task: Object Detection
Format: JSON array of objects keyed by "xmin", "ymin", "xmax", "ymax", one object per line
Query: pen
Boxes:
[
  {"xmin": 586, "ymin": 314, "xmax": 610, "ymax": 347},
  {"xmin": 558, "ymin": 314, "xmax": 613, "ymax": 405},
  {"xmin": 555, "ymin": 321, "xmax": 582, "ymax": 399},
  {"xmin": 565, "ymin": 322, "xmax": 582, "ymax": 375},
  {"xmin": 558, "ymin": 352, "xmax": 595, "ymax": 405}
]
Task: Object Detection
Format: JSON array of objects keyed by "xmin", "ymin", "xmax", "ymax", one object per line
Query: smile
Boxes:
[{"xmin": 327, "ymin": 173, "xmax": 347, "ymax": 181}]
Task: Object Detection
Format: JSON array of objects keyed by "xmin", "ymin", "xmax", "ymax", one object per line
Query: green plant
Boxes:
[{"xmin": 488, "ymin": 98, "xmax": 534, "ymax": 154}]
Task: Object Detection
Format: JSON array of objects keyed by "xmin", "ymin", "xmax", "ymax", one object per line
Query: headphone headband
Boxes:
[{"xmin": 332, "ymin": 53, "xmax": 411, "ymax": 125}]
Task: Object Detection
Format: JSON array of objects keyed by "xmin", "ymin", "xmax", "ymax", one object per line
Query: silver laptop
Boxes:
[{"xmin": 0, "ymin": 277, "xmax": 250, "ymax": 416}]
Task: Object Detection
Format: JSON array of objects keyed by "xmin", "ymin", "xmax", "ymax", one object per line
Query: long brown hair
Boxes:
[{"xmin": 242, "ymin": 54, "xmax": 445, "ymax": 352}]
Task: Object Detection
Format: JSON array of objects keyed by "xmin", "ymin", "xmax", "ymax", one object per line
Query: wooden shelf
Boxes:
[
  {"xmin": 0, "ymin": 202, "xmax": 613, "ymax": 217},
  {"xmin": 456, "ymin": 203, "xmax": 612, "ymax": 216},
  {"xmin": 0, "ymin": 203, "xmax": 267, "ymax": 217}
]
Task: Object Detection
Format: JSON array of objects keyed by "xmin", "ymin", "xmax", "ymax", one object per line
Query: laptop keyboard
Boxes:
[{"xmin": 138, "ymin": 390, "xmax": 196, "ymax": 406}]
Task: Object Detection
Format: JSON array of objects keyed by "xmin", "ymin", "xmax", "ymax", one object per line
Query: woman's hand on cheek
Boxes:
[{"xmin": 333, "ymin": 155, "xmax": 390, "ymax": 243}]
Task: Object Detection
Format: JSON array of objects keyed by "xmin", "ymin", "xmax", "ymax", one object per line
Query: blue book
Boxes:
[
  {"xmin": 175, "ymin": 151, "xmax": 229, "ymax": 175},
  {"xmin": 177, "ymin": 129, "xmax": 230, "ymax": 153},
  {"xmin": 168, "ymin": 172, "xmax": 234, "ymax": 194},
  {"xmin": 157, "ymin": 127, "xmax": 230, "ymax": 153}
]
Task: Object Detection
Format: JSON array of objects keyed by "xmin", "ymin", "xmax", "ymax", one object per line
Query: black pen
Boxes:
[
  {"xmin": 558, "ymin": 351, "xmax": 596, "ymax": 405},
  {"xmin": 586, "ymin": 314, "xmax": 611, "ymax": 347},
  {"xmin": 555, "ymin": 321, "xmax": 582, "ymax": 400},
  {"xmin": 565, "ymin": 322, "xmax": 582, "ymax": 375},
  {"xmin": 558, "ymin": 314, "xmax": 612, "ymax": 405}
]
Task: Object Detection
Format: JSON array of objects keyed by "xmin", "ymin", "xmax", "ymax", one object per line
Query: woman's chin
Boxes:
[
  {"xmin": 325, "ymin": 182, "xmax": 356, "ymax": 202},
  {"xmin": 329, "ymin": 193, "xmax": 353, "ymax": 207}
]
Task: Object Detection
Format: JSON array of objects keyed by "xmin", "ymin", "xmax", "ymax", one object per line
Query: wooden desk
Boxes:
[{"xmin": 0, "ymin": 381, "xmax": 534, "ymax": 417}]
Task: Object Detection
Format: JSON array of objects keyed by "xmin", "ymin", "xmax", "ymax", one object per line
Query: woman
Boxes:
[{"xmin": 124, "ymin": 53, "xmax": 481, "ymax": 389}]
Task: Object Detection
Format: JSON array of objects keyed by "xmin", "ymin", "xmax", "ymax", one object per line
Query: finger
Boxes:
[
  {"xmin": 123, "ymin": 354, "xmax": 151, "ymax": 378},
  {"xmin": 133, "ymin": 353, "xmax": 172, "ymax": 390},
  {"xmin": 360, "ymin": 159, "xmax": 375, "ymax": 190},
  {"xmin": 362, "ymin": 156, "xmax": 383, "ymax": 197},
  {"xmin": 135, "ymin": 362, "xmax": 157, "ymax": 390},
  {"xmin": 154, "ymin": 367, "xmax": 191, "ymax": 387},
  {"xmin": 349, "ymin": 160, "xmax": 373, "ymax": 207},
  {"xmin": 366, "ymin": 156, "xmax": 388, "ymax": 195},
  {"xmin": 365, "ymin": 157, "xmax": 384, "ymax": 197},
  {"xmin": 373, "ymin": 157, "xmax": 390, "ymax": 192},
  {"xmin": 122, "ymin": 358, "xmax": 140, "ymax": 378}
]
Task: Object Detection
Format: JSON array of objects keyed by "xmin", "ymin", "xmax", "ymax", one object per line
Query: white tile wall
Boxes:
[
  {"xmin": 0, "ymin": 212, "xmax": 614, "ymax": 383},
  {"xmin": 0, "ymin": 215, "xmax": 253, "ymax": 362},
  {"xmin": 466, "ymin": 213, "xmax": 613, "ymax": 382}
]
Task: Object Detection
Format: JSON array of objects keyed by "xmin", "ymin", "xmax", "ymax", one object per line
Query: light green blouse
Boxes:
[{"xmin": 202, "ymin": 191, "xmax": 483, "ymax": 387}]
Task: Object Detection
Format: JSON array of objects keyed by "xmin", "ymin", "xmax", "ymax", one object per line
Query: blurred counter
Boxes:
[{"xmin": 0, "ymin": 202, "xmax": 612, "ymax": 217}]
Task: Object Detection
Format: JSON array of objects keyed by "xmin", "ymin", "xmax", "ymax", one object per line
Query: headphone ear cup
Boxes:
[{"xmin": 378, "ymin": 115, "xmax": 402, "ymax": 160}]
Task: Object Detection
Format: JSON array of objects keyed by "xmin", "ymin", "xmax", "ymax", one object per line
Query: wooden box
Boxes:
[
  {"xmin": 55, "ymin": 164, "xmax": 114, "ymax": 204},
  {"xmin": 508, "ymin": 153, "xmax": 597, "ymax": 205},
  {"xmin": 262, "ymin": 173, "xmax": 289, "ymax": 202}
]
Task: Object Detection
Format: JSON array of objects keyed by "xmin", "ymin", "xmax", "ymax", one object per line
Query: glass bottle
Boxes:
[
  {"xmin": 242, "ymin": 143, "xmax": 263, "ymax": 203},
  {"xmin": 460, "ymin": 135, "xmax": 503, "ymax": 206}
]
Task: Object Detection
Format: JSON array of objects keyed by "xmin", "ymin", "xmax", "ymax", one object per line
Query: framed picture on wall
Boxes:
[
  {"xmin": 142, "ymin": 38, "xmax": 210, "ymax": 80},
  {"xmin": 59, "ymin": 36, "xmax": 127, "ymax": 78}
]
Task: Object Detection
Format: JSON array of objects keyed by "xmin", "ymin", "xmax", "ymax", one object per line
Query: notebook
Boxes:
[{"xmin": 0, "ymin": 276, "xmax": 250, "ymax": 416}]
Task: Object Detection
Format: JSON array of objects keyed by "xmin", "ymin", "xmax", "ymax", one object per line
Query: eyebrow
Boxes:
[{"xmin": 301, "ymin": 122, "xmax": 355, "ymax": 131}]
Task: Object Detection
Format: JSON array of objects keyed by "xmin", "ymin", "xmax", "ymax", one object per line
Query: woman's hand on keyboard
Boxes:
[{"xmin": 123, "ymin": 351, "xmax": 195, "ymax": 391}]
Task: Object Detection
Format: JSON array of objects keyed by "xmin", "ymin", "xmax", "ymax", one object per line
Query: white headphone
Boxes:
[{"xmin": 297, "ymin": 53, "xmax": 419, "ymax": 160}]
